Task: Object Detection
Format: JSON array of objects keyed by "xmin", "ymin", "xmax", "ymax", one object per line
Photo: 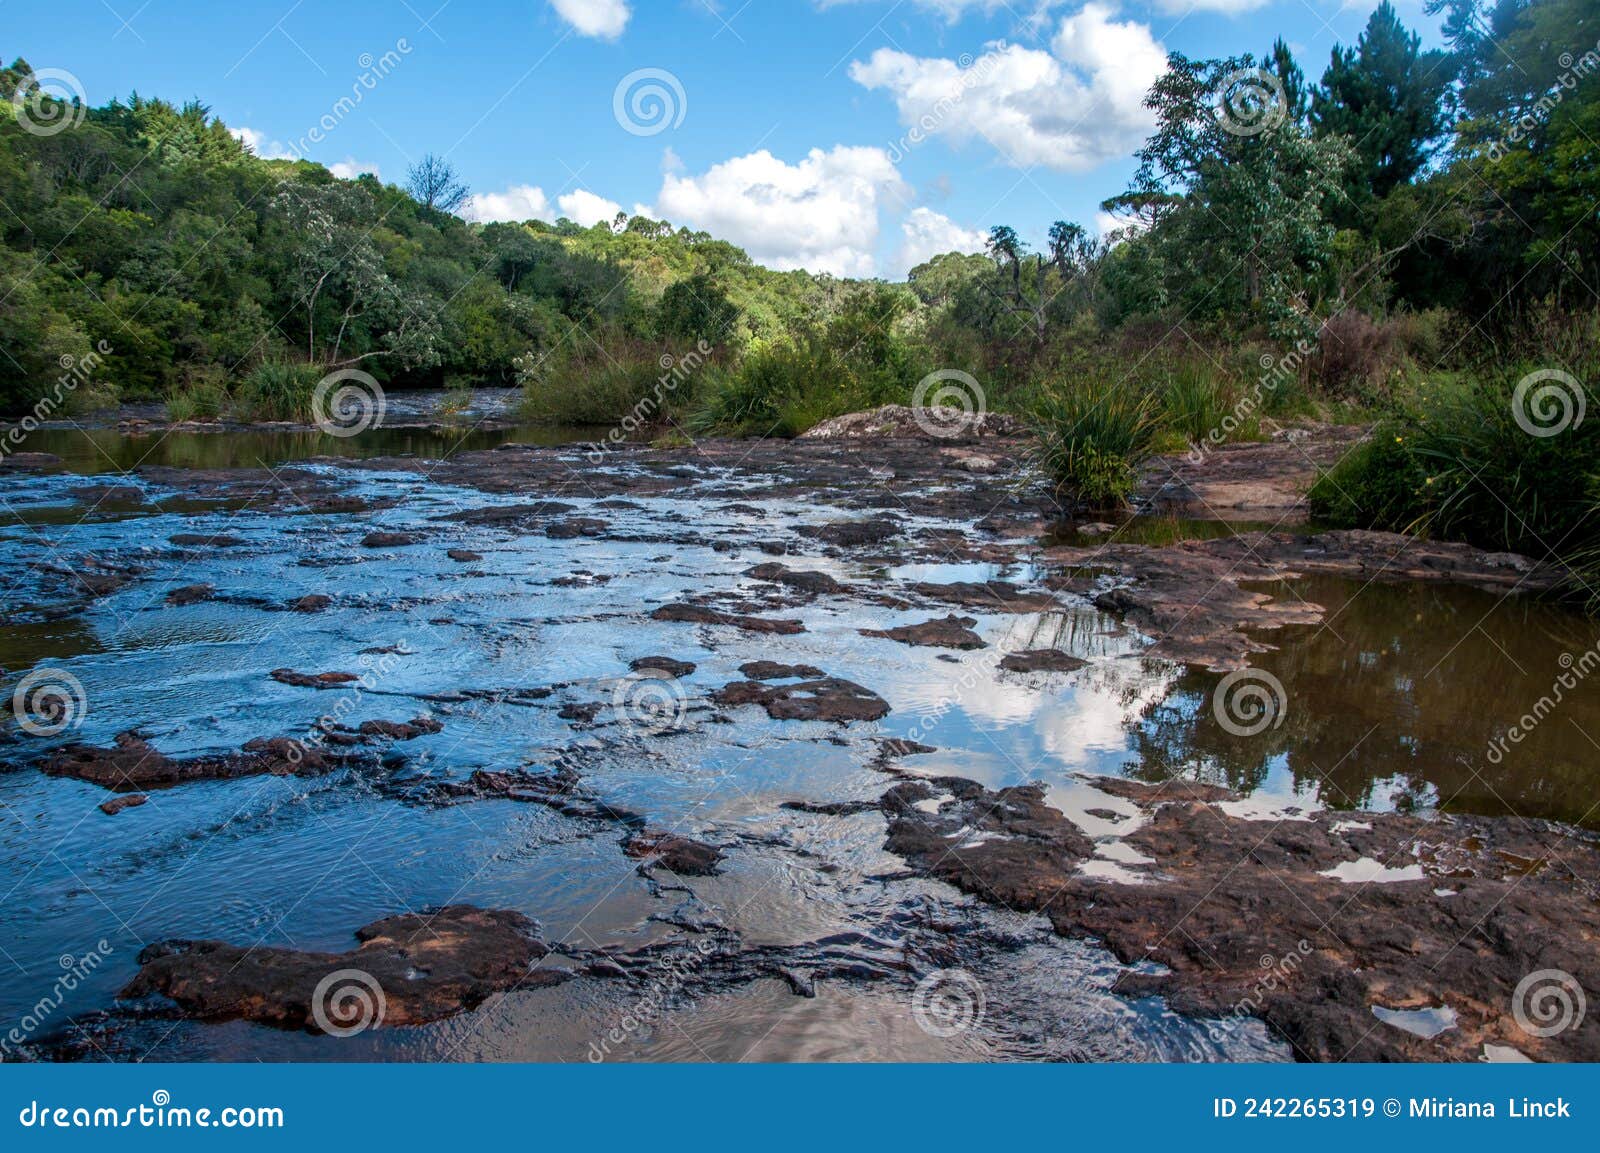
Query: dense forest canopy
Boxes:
[{"xmin": 0, "ymin": 0, "xmax": 1595, "ymax": 422}]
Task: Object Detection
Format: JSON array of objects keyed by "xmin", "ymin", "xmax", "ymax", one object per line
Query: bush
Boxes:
[
  {"xmin": 689, "ymin": 340, "xmax": 844, "ymax": 437},
  {"xmin": 165, "ymin": 368, "xmax": 229, "ymax": 422},
  {"xmin": 1310, "ymin": 370, "xmax": 1599, "ymax": 566},
  {"xmin": 1029, "ymin": 379, "xmax": 1160, "ymax": 510},
  {"xmin": 517, "ymin": 339, "xmax": 700, "ymax": 428},
  {"xmin": 233, "ymin": 362, "xmax": 319, "ymax": 422}
]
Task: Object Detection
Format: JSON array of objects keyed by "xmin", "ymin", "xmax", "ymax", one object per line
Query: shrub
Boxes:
[
  {"xmin": 690, "ymin": 340, "xmax": 856, "ymax": 437},
  {"xmin": 165, "ymin": 368, "xmax": 229, "ymax": 422},
  {"xmin": 1029, "ymin": 379, "xmax": 1160, "ymax": 510},
  {"xmin": 233, "ymin": 362, "xmax": 319, "ymax": 422},
  {"xmin": 517, "ymin": 339, "xmax": 702, "ymax": 428},
  {"xmin": 1311, "ymin": 311, "xmax": 1395, "ymax": 398}
]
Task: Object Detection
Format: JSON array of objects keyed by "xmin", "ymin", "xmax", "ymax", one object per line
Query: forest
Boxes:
[{"xmin": 1, "ymin": 0, "xmax": 1596, "ymax": 586}]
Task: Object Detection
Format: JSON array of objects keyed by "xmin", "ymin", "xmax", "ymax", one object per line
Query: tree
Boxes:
[
  {"xmin": 1312, "ymin": 2, "xmax": 1450, "ymax": 209},
  {"xmin": 405, "ymin": 153, "xmax": 470, "ymax": 215}
]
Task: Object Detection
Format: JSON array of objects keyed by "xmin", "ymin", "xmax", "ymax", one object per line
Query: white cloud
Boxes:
[
  {"xmin": 558, "ymin": 189, "xmax": 625, "ymax": 226},
  {"xmin": 327, "ymin": 158, "xmax": 380, "ymax": 180},
  {"xmin": 898, "ymin": 207, "xmax": 987, "ymax": 272},
  {"xmin": 655, "ymin": 145, "xmax": 910, "ymax": 276},
  {"xmin": 849, "ymin": 3, "xmax": 1167, "ymax": 171},
  {"xmin": 1152, "ymin": 0, "xmax": 1269, "ymax": 11},
  {"xmin": 549, "ymin": 0, "xmax": 631, "ymax": 39},
  {"xmin": 235, "ymin": 128, "xmax": 378, "ymax": 179},
  {"xmin": 821, "ymin": 0, "xmax": 1059, "ymax": 22},
  {"xmin": 464, "ymin": 184, "xmax": 555, "ymax": 224}
]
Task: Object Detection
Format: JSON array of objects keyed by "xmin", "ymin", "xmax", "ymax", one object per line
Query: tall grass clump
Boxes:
[
  {"xmin": 516, "ymin": 338, "xmax": 701, "ymax": 429},
  {"xmin": 1029, "ymin": 379, "xmax": 1160, "ymax": 510},
  {"xmin": 233, "ymin": 362, "xmax": 319, "ymax": 421},
  {"xmin": 1160, "ymin": 361, "xmax": 1232, "ymax": 446},
  {"xmin": 688, "ymin": 340, "xmax": 846, "ymax": 437}
]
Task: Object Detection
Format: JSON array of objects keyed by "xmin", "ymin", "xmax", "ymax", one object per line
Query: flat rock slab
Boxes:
[
  {"xmin": 884, "ymin": 775, "xmax": 1600, "ymax": 1062},
  {"xmin": 121, "ymin": 906, "xmax": 563, "ymax": 1031},
  {"xmin": 630, "ymin": 656, "xmax": 696, "ymax": 678},
  {"xmin": 743, "ymin": 562, "xmax": 843, "ymax": 594},
  {"xmin": 1139, "ymin": 423, "xmax": 1369, "ymax": 522}
]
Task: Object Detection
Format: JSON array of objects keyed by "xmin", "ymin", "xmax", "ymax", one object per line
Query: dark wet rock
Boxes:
[
  {"xmin": 743, "ymin": 563, "xmax": 843, "ymax": 594},
  {"xmin": 861, "ymin": 614, "xmax": 985, "ymax": 650},
  {"xmin": 98, "ymin": 794, "xmax": 149, "ymax": 816},
  {"xmin": 446, "ymin": 549, "xmax": 483, "ymax": 563},
  {"xmin": 437, "ymin": 502, "xmax": 574, "ymax": 527},
  {"xmin": 361, "ymin": 531, "xmax": 420, "ymax": 549},
  {"xmin": 623, "ymin": 831, "xmax": 725, "ymax": 876},
  {"xmin": 545, "ymin": 517, "xmax": 610, "ymax": 539},
  {"xmin": 738, "ymin": 661, "xmax": 826, "ymax": 681},
  {"xmin": 910, "ymin": 580, "xmax": 1055, "ymax": 612},
  {"xmin": 70, "ymin": 483, "xmax": 145, "ymax": 505},
  {"xmin": 45, "ymin": 731, "xmax": 329, "ymax": 792},
  {"xmin": 876, "ymin": 738, "xmax": 937, "ymax": 759},
  {"xmin": 165, "ymin": 583, "xmax": 215, "ymax": 606},
  {"xmin": 652, "ymin": 603, "xmax": 805, "ymax": 635},
  {"xmin": 270, "ymin": 668, "xmax": 360, "ymax": 689},
  {"xmin": 357, "ymin": 716, "xmax": 443, "ymax": 741},
  {"xmin": 1043, "ymin": 530, "xmax": 1560, "ymax": 671},
  {"xmin": 558, "ymin": 702, "xmax": 603, "ymax": 724},
  {"xmin": 885, "ymin": 774, "xmax": 1600, "ymax": 1062},
  {"xmin": 797, "ymin": 518, "xmax": 902, "ymax": 548},
  {"xmin": 630, "ymin": 656, "xmax": 696, "ymax": 678},
  {"xmin": 781, "ymin": 799, "xmax": 882, "ymax": 816},
  {"xmin": 0, "ymin": 451, "xmax": 61, "ymax": 468},
  {"xmin": 713, "ymin": 677, "xmax": 889, "ymax": 723},
  {"xmin": 755, "ymin": 540, "xmax": 789, "ymax": 555},
  {"xmin": 121, "ymin": 906, "xmax": 563, "ymax": 1031},
  {"xmin": 721, "ymin": 503, "xmax": 766, "ymax": 517},
  {"xmin": 169, "ymin": 532, "xmax": 243, "ymax": 548},
  {"xmin": 289, "ymin": 594, "xmax": 332, "ymax": 613},
  {"xmin": 999, "ymin": 649, "xmax": 1088, "ymax": 674},
  {"xmin": 450, "ymin": 768, "xmax": 644, "ymax": 826},
  {"xmin": 551, "ymin": 572, "xmax": 612, "ymax": 587}
]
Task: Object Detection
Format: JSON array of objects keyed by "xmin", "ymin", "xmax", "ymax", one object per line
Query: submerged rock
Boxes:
[
  {"xmin": 743, "ymin": 563, "xmax": 843, "ymax": 595},
  {"xmin": 98, "ymin": 794, "xmax": 149, "ymax": 816},
  {"xmin": 360, "ymin": 531, "xmax": 420, "ymax": 548},
  {"xmin": 165, "ymin": 583, "xmax": 215, "ymax": 606},
  {"xmin": 623, "ymin": 831, "xmax": 725, "ymax": 876},
  {"xmin": 270, "ymin": 668, "xmax": 361, "ymax": 689},
  {"xmin": 121, "ymin": 906, "xmax": 563, "ymax": 1031},
  {"xmin": 651, "ymin": 603, "xmax": 805, "ymax": 635}
]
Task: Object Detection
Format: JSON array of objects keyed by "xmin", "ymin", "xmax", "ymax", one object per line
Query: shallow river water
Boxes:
[{"xmin": 2, "ymin": 402, "xmax": 1595, "ymax": 1062}]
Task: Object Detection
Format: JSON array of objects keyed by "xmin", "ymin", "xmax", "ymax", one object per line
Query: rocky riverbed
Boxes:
[{"xmin": 1, "ymin": 416, "xmax": 1595, "ymax": 1062}]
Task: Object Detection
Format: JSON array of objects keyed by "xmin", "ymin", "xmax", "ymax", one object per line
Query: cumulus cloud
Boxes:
[
  {"xmin": 849, "ymin": 3, "xmax": 1167, "ymax": 171},
  {"xmin": 1152, "ymin": 0, "xmax": 1269, "ymax": 11},
  {"xmin": 898, "ymin": 207, "xmax": 987, "ymax": 272},
  {"xmin": 655, "ymin": 145, "xmax": 911, "ymax": 276},
  {"xmin": 549, "ymin": 0, "xmax": 630, "ymax": 39},
  {"xmin": 557, "ymin": 189, "xmax": 625, "ymax": 226},
  {"xmin": 464, "ymin": 184, "xmax": 555, "ymax": 224},
  {"xmin": 235, "ymin": 128, "xmax": 378, "ymax": 179}
]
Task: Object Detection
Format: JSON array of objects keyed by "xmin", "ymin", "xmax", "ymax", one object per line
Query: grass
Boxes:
[
  {"xmin": 232, "ymin": 362, "xmax": 319, "ymax": 422},
  {"xmin": 1028, "ymin": 378, "xmax": 1161, "ymax": 511}
]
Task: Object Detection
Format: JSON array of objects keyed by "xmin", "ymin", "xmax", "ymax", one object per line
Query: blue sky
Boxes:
[{"xmin": 10, "ymin": 0, "xmax": 1445, "ymax": 277}]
